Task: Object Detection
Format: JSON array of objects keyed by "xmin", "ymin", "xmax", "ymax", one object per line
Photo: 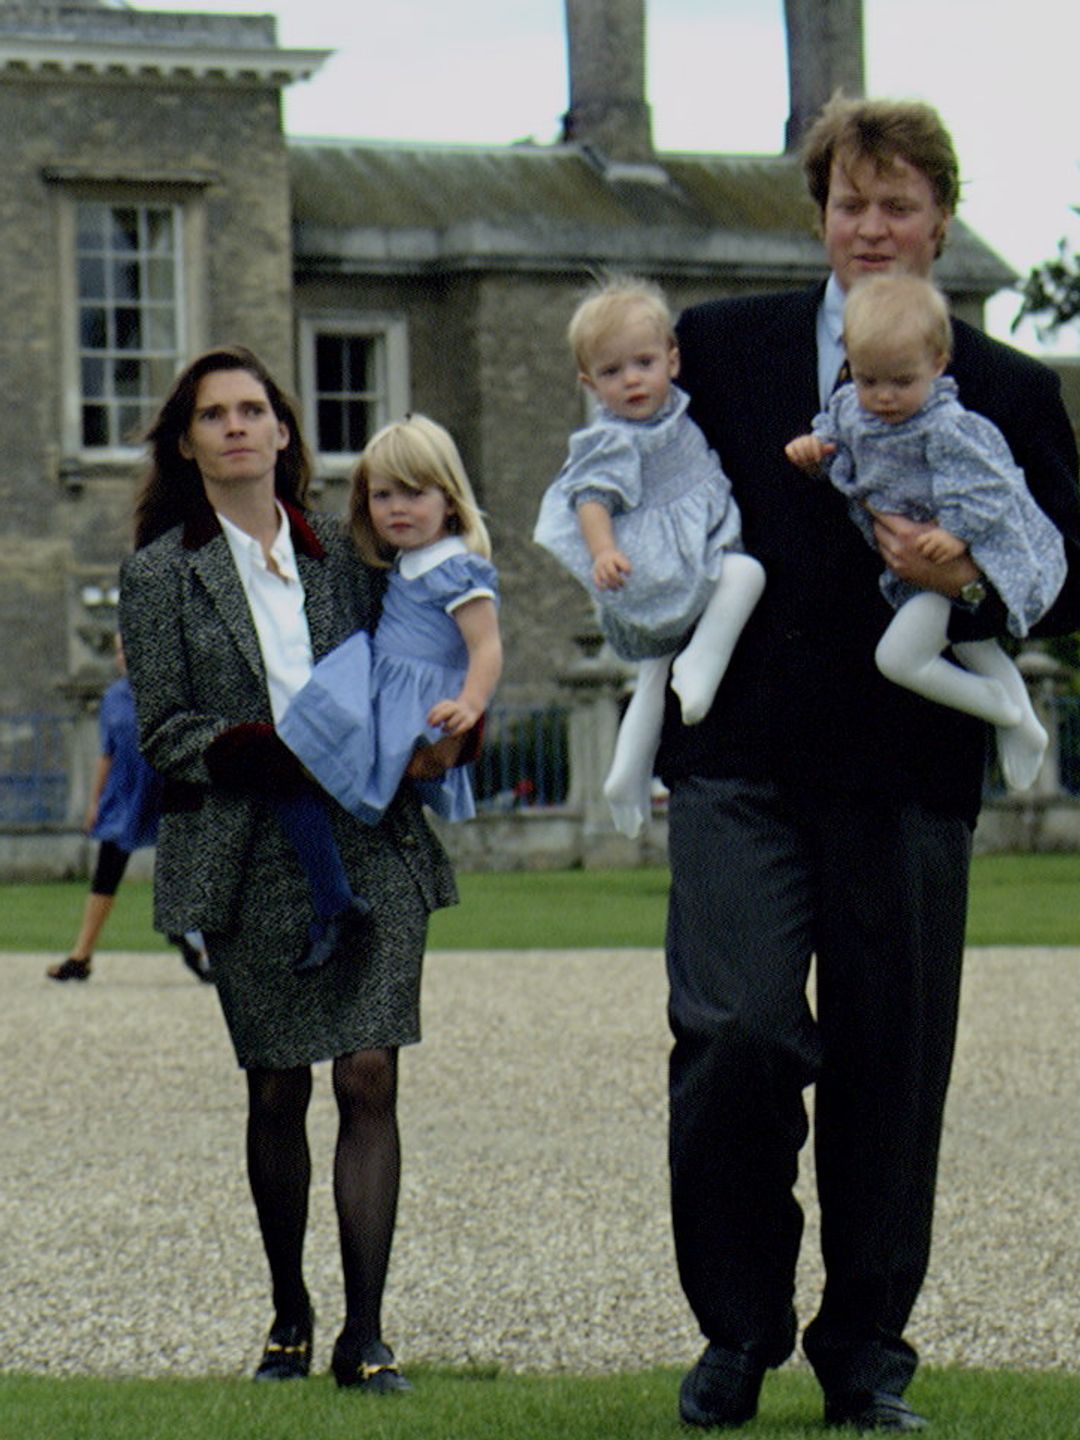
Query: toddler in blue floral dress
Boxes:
[
  {"xmin": 786, "ymin": 274, "xmax": 1065, "ymax": 790},
  {"xmin": 535, "ymin": 277, "xmax": 765, "ymax": 837},
  {"xmin": 278, "ymin": 415, "xmax": 502, "ymax": 969}
]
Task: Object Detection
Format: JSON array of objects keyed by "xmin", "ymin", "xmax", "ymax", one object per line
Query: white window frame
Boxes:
[
  {"xmin": 56, "ymin": 184, "xmax": 207, "ymax": 463},
  {"xmin": 298, "ymin": 313, "xmax": 409, "ymax": 478}
]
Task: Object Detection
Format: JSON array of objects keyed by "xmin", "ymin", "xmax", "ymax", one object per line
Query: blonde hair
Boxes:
[
  {"xmin": 567, "ymin": 275, "xmax": 676, "ymax": 375},
  {"xmin": 842, "ymin": 274, "xmax": 953, "ymax": 366},
  {"xmin": 349, "ymin": 413, "xmax": 492, "ymax": 568}
]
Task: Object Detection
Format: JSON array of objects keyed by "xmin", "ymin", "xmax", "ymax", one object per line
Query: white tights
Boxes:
[
  {"xmin": 603, "ymin": 554, "xmax": 766, "ymax": 837},
  {"xmin": 875, "ymin": 590, "xmax": 1047, "ymax": 791}
]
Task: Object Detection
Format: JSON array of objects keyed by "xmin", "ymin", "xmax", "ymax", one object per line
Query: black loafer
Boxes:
[
  {"xmin": 47, "ymin": 957, "xmax": 92, "ymax": 982},
  {"xmin": 253, "ymin": 1307, "xmax": 314, "ymax": 1381},
  {"xmin": 824, "ymin": 1390, "xmax": 928, "ymax": 1431},
  {"xmin": 331, "ymin": 1334, "xmax": 412, "ymax": 1393},
  {"xmin": 679, "ymin": 1343, "xmax": 764, "ymax": 1428}
]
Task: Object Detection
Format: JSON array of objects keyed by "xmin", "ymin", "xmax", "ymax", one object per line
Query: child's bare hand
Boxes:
[
  {"xmin": 785, "ymin": 434, "xmax": 834, "ymax": 471},
  {"xmin": 592, "ymin": 548, "xmax": 632, "ymax": 590},
  {"xmin": 915, "ymin": 527, "xmax": 966, "ymax": 564},
  {"xmin": 428, "ymin": 697, "xmax": 481, "ymax": 736}
]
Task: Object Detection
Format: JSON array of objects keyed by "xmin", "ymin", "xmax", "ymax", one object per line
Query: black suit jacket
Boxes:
[{"xmin": 658, "ymin": 283, "xmax": 1080, "ymax": 823}]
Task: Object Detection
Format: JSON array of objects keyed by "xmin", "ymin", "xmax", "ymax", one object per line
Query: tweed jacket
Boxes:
[
  {"xmin": 119, "ymin": 504, "xmax": 457, "ymax": 936},
  {"xmin": 659, "ymin": 282, "xmax": 1080, "ymax": 823}
]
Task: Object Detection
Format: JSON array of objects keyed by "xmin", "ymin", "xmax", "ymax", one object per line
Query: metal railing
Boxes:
[
  {"xmin": 472, "ymin": 703, "xmax": 570, "ymax": 810},
  {"xmin": 0, "ymin": 713, "xmax": 72, "ymax": 823}
]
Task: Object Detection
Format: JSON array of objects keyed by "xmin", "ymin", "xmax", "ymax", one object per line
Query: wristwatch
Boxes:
[{"xmin": 959, "ymin": 577, "xmax": 987, "ymax": 607}]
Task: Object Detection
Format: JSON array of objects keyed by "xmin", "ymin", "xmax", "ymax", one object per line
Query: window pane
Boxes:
[
  {"xmin": 317, "ymin": 399, "xmax": 343, "ymax": 452},
  {"xmin": 76, "ymin": 203, "xmax": 107, "ymax": 250},
  {"xmin": 118, "ymin": 403, "xmax": 145, "ymax": 444},
  {"xmin": 144, "ymin": 209, "xmax": 175, "ymax": 255},
  {"xmin": 82, "ymin": 406, "xmax": 108, "ymax": 447},
  {"xmin": 146, "ymin": 258, "xmax": 174, "ymax": 301},
  {"xmin": 112, "ymin": 358, "xmax": 140, "ymax": 397},
  {"xmin": 344, "ymin": 336, "xmax": 375, "ymax": 391},
  {"xmin": 80, "ymin": 307, "xmax": 107, "ymax": 349},
  {"xmin": 145, "ymin": 307, "xmax": 176, "ymax": 349},
  {"xmin": 77, "ymin": 257, "xmax": 106, "ymax": 299},
  {"xmin": 110, "ymin": 260, "xmax": 139, "ymax": 301},
  {"xmin": 315, "ymin": 336, "xmax": 343, "ymax": 391},
  {"xmin": 81, "ymin": 357, "xmax": 105, "ymax": 397},
  {"xmin": 109, "ymin": 209, "xmax": 139, "ymax": 252},
  {"xmin": 346, "ymin": 402, "xmax": 371, "ymax": 452},
  {"xmin": 114, "ymin": 307, "xmax": 141, "ymax": 349}
]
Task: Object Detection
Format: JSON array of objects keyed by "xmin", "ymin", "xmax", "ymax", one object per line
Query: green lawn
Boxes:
[
  {"xmin": 4, "ymin": 852, "xmax": 1080, "ymax": 952},
  {"xmin": 2, "ymin": 1366, "xmax": 1078, "ymax": 1440}
]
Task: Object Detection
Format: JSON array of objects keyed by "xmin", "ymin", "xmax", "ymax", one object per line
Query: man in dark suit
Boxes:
[{"xmin": 660, "ymin": 97, "xmax": 1080, "ymax": 1433}]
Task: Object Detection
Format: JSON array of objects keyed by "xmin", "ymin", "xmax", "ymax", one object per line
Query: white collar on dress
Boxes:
[{"xmin": 397, "ymin": 534, "xmax": 469, "ymax": 580}]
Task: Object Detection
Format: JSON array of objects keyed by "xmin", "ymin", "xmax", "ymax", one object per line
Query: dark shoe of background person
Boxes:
[
  {"xmin": 824, "ymin": 1390, "xmax": 929, "ymax": 1431},
  {"xmin": 169, "ymin": 933, "xmax": 214, "ymax": 984},
  {"xmin": 294, "ymin": 896, "xmax": 374, "ymax": 974},
  {"xmin": 46, "ymin": 957, "xmax": 92, "ymax": 982},
  {"xmin": 679, "ymin": 1342, "xmax": 765, "ymax": 1428},
  {"xmin": 331, "ymin": 1333, "xmax": 413, "ymax": 1393},
  {"xmin": 253, "ymin": 1307, "xmax": 314, "ymax": 1382}
]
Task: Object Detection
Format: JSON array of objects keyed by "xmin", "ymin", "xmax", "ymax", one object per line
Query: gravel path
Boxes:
[{"xmin": 3, "ymin": 946, "xmax": 1078, "ymax": 1379}]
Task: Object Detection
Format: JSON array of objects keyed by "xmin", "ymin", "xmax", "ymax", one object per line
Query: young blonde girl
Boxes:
[
  {"xmin": 785, "ymin": 273, "xmax": 1065, "ymax": 790},
  {"xmin": 278, "ymin": 415, "xmax": 502, "ymax": 967},
  {"xmin": 534, "ymin": 276, "xmax": 764, "ymax": 837}
]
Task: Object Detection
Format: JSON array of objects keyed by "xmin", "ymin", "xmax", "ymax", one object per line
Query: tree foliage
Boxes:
[{"xmin": 1012, "ymin": 215, "xmax": 1080, "ymax": 337}]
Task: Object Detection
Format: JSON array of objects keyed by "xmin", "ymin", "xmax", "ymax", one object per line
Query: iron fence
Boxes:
[
  {"xmin": 0, "ymin": 713, "xmax": 73, "ymax": 823},
  {"xmin": 472, "ymin": 703, "xmax": 570, "ymax": 810}
]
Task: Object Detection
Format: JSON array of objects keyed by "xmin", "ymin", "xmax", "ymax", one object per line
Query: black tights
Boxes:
[{"xmin": 245, "ymin": 1048, "xmax": 400, "ymax": 1343}]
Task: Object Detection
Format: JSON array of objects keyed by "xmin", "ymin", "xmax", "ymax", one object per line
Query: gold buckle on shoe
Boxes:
[{"xmin": 361, "ymin": 1361, "xmax": 399, "ymax": 1381}]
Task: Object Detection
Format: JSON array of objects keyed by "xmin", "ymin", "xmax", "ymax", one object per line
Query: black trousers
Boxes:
[{"xmin": 665, "ymin": 775, "xmax": 971, "ymax": 1396}]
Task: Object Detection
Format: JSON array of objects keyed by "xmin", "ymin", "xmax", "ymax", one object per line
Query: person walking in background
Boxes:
[
  {"xmin": 534, "ymin": 276, "xmax": 764, "ymax": 838},
  {"xmin": 662, "ymin": 96, "xmax": 1080, "ymax": 1433},
  {"xmin": 46, "ymin": 633, "xmax": 210, "ymax": 985},
  {"xmin": 120, "ymin": 345, "xmax": 460, "ymax": 1393}
]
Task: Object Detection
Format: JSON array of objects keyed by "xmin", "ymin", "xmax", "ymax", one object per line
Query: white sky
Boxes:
[{"xmin": 135, "ymin": 0, "xmax": 1079, "ymax": 354}]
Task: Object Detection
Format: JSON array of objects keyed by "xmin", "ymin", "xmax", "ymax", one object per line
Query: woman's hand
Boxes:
[{"xmin": 871, "ymin": 510, "xmax": 979, "ymax": 598}]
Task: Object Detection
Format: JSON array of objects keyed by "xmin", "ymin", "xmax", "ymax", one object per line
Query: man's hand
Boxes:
[{"xmin": 871, "ymin": 510, "xmax": 978, "ymax": 598}]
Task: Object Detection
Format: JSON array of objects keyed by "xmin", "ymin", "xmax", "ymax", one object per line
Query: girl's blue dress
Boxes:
[
  {"xmin": 94, "ymin": 675, "xmax": 163, "ymax": 852},
  {"xmin": 279, "ymin": 537, "xmax": 499, "ymax": 824}
]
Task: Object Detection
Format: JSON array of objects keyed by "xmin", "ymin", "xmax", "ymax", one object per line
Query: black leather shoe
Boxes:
[
  {"xmin": 824, "ymin": 1390, "xmax": 928, "ymax": 1431},
  {"xmin": 331, "ymin": 1334, "xmax": 412, "ymax": 1393},
  {"xmin": 253, "ymin": 1308, "xmax": 314, "ymax": 1381},
  {"xmin": 679, "ymin": 1343, "xmax": 764, "ymax": 1428},
  {"xmin": 295, "ymin": 897, "xmax": 374, "ymax": 973}
]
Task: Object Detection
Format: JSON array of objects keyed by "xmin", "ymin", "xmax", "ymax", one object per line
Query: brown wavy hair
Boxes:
[{"xmin": 133, "ymin": 345, "xmax": 312, "ymax": 549}]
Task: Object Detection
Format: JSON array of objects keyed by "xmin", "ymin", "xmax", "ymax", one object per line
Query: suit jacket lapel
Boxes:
[{"xmin": 189, "ymin": 534, "xmax": 266, "ymax": 684}]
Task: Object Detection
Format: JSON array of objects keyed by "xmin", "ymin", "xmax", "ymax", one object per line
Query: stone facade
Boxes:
[{"xmin": 3, "ymin": 0, "xmax": 1067, "ymax": 846}]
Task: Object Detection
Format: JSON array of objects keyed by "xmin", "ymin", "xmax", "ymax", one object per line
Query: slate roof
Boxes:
[{"xmin": 288, "ymin": 137, "xmax": 1015, "ymax": 297}]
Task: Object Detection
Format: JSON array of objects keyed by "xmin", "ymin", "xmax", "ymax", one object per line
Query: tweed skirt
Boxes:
[{"xmin": 204, "ymin": 795, "xmax": 437, "ymax": 1070}]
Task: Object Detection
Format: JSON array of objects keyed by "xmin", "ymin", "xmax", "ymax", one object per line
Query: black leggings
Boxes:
[{"xmin": 90, "ymin": 840, "xmax": 131, "ymax": 897}]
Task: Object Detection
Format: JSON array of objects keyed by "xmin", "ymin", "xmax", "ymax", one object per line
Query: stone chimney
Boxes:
[
  {"xmin": 783, "ymin": 0, "xmax": 865, "ymax": 152},
  {"xmin": 562, "ymin": 0, "xmax": 653, "ymax": 163}
]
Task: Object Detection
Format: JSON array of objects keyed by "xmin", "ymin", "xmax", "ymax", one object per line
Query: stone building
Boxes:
[{"xmin": 0, "ymin": 0, "xmax": 1024, "ymax": 778}]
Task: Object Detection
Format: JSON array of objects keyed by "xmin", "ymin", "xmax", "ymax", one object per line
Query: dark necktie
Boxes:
[{"xmin": 832, "ymin": 357, "xmax": 851, "ymax": 393}]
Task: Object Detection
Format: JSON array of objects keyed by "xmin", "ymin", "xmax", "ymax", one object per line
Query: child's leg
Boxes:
[
  {"xmin": 272, "ymin": 789, "xmax": 372, "ymax": 971},
  {"xmin": 603, "ymin": 656, "xmax": 672, "ymax": 839},
  {"xmin": 670, "ymin": 554, "xmax": 766, "ymax": 725},
  {"xmin": 952, "ymin": 638, "xmax": 1049, "ymax": 791},
  {"xmin": 874, "ymin": 591, "xmax": 1024, "ymax": 727}
]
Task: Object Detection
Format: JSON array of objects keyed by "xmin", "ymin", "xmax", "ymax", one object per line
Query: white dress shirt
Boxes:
[
  {"xmin": 815, "ymin": 272, "xmax": 848, "ymax": 410},
  {"xmin": 217, "ymin": 502, "xmax": 313, "ymax": 723}
]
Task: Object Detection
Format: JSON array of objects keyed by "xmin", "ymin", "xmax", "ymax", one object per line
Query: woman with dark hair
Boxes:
[{"xmin": 120, "ymin": 345, "xmax": 459, "ymax": 1391}]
